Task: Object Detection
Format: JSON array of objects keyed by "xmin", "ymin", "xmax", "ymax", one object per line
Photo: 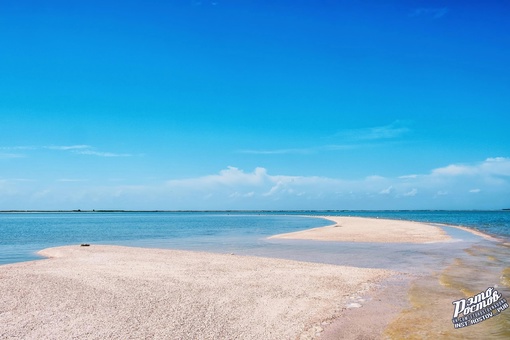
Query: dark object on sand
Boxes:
[{"xmin": 80, "ymin": 244, "xmax": 90, "ymax": 247}]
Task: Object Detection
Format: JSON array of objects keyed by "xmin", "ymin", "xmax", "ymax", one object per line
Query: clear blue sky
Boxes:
[{"xmin": 1, "ymin": 0, "xmax": 509, "ymax": 210}]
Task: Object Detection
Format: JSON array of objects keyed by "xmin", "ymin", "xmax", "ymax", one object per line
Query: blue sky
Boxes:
[{"xmin": 1, "ymin": 0, "xmax": 509, "ymax": 210}]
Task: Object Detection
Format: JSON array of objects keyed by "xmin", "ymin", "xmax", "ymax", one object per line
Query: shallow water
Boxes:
[
  {"xmin": 0, "ymin": 213, "xmax": 332, "ymax": 265},
  {"xmin": 1, "ymin": 211, "xmax": 509, "ymax": 337},
  {"xmin": 385, "ymin": 240, "xmax": 510, "ymax": 339}
]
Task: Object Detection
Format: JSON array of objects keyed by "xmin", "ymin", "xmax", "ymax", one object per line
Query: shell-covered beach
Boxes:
[
  {"xmin": 1, "ymin": 245, "xmax": 392, "ymax": 339},
  {"xmin": 2, "ymin": 215, "xmax": 509, "ymax": 339}
]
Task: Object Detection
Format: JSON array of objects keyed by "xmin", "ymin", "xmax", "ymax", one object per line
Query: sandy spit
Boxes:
[
  {"xmin": 0, "ymin": 245, "xmax": 392, "ymax": 340},
  {"xmin": 270, "ymin": 216, "xmax": 451, "ymax": 243}
]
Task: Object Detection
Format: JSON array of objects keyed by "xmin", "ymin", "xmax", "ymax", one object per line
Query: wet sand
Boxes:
[
  {"xmin": 270, "ymin": 216, "xmax": 510, "ymax": 339},
  {"xmin": 385, "ymin": 241, "xmax": 510, "ymax": 339}
]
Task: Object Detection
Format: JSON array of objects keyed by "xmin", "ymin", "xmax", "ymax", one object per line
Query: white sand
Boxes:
[
  {"xmin": 0, "ymin": 245, "xmax": 392, "ymax": 340},
  {"xmin": 270, "ymin": 216, "xmax": 452, "ymax": 243}
]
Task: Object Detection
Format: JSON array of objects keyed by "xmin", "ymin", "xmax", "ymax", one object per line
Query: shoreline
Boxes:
[{"xmin": 1, "ymin": 215, "xmax": 509, "ymax": 338}]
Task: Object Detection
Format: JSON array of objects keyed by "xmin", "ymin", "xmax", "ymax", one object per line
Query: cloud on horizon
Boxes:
[
  {"xmin": 112, "ymin": 157, "xmax": 510, "ymax": 209},
  {"xmin": 1, "ymin": 157, "xmax": 509, "ymax": 210}
]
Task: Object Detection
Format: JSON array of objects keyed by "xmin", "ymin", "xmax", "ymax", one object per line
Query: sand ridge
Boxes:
[
  {"xmin": 0, "ymin": 245, "xmax": 392, "ymax": 339},
  {"xmin": 270, "ymin": 216, "xmax": 452, "ymax": 243}
]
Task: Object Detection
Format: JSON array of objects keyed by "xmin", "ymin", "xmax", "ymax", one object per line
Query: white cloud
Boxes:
[
  {"xmin": 263, "ymin": 181, "xmax": 286, "ymax": 197},
  {"xmin": 46, "ymin": 145, "xmax": 91, "ymax": 150},
  {"xmin": 366, "ymin": 175, "xmax": 386, "ymax": 181},
  {"xmin": 57, "ymin": 179, "xmax": 88, "ymax": 182},
  {"xmin": 167, "ymin": 166, "xmax": 269, "ymax": 188},
  {"xmin": 379, "ymin": 186, "xmax": 393, "ymax": 195},
  {"xmin": 403, "ymin": 188, "xmax": 418, "ymax": 197},
  {"xmin": 0, "ymin": 145, "xmax": 131, "ymax": 158},
  {"xmin": 431, "ymin": 157, "xmax": 510, "ymax": 177},
  {"xmin": 1, "ymin": 145, "xmax": 89, "ymax": 151},
  {"xmin": 2, "ymin": 157, "xmax": 509, "ymax": 210},
  {"xmin": 164, "ymin": 167, "xmax": 347, "ymax": 205},
  {"xmin": 75, "ymin": 150, "xmax": 131, "ymax": 157},
  {"xmin": 432, "ymin": 164, "xmax": 476, "ymax": 176},
  {"xmin": 238, "ymin": 144, "xmax": 356, "ymax": 155},
  {"xmin": 238, "ymin": 148, "xmax": 315, "ymax": 155},
  {"xmin": 335, "ymin": 121, "xmax": 411, "ymax": 142},
  {"xmin": 0, "ymin": 146, "xmax": 37, "ymax": 150},
  {"xmin": 0, "ymin": 153, "xmax": 25, "ymax": 159},
  {"xmin": 399, "ymin": 174, "xmax": 418, "ymax": 179},
  {"xmin": 229, "ymin": 191, "xmax": 256, "ymax": 199},
  {"xmin": 481, "ymin": 157, "xmax": 510, "ymax": 176},
  {"xmin": 106, "ymin": 158, "xmax": 510, "ymax": 208}
]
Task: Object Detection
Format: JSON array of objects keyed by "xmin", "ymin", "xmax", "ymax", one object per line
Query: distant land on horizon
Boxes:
[{"xmin": 1, "ymin": 209, "xmax": 509, "ymax": 213}]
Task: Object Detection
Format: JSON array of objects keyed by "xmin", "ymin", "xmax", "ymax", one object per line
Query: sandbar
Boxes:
[
  {"xmin": 0, "ymin": 245, "xmax": 392, "ymax": 339},
  {"xmin": 270, "ymin": 216, "xmax": 452, "ymax": 243}
]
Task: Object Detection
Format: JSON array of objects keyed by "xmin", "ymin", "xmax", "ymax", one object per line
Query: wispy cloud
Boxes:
[
  {"xmin": 399, "ymin": 174, "xmax": 418, "ymax": 179},
  {"xmin": 0, "ymin": 146, "xmax": 32, "ymax": 151},
  {"xmin": 379, "ymin": 186, "xmax": 393, "ymax": 195},
  {"xmin": 403, "ymin": 188, "xmax": 418, "ymax": 197},
  {"xmin": 75, "ymin": 150, "xmax": 131, "ymax": 157},
  {"xmin": 0, "ymin": 145, "xmax": 90, "ymax": 151},
  {"xmin": 410, "ymin": 8, "xmax": 449, "ymax": 19},
  {"xmin": 239, "ymin": 144, "xmax": 355, "ymax": 155},
  {"xmin": 0, "ymin": 153, "xmax": 25, "ymax": 159},
  {"xmin": 0, "ymin": 178, "xmax": 34, "ymax": 183},
  {"xmin": 239, "ymin": 121, "xmax": 409, "ymax": 155},
  {"xmin": 46, "ymin": 145, "xmax": 91, "ymax": 151},
  {"xmin": 57, "ymin": 179, "xmax": 89, "ymax": 182},
  {"xmin": 334, "ymin": 121, "xmax": 411, "ymax": 142},
  {"xmin": 239, "ymin": 148, "xmax": 316, "ymax": 155},
  {"xmin": 0, "ymin": 145, "xmax": 131, "ymax": 158}
]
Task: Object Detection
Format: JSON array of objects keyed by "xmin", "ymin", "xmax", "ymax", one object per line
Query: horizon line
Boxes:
[{"xmin": 1, "ymin": 209, "xmax": 508, "ymax": 213}]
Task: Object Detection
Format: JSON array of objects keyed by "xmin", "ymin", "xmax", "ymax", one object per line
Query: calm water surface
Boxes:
[
  {"xmin": 0, "ymin": 212, "xmax": 332, "ymax": 264},
  {"xmin": 1, "ymin": 210, "xmax": 509, "ymax": 337},
  {"xmin": 1, "ymin": 210, "xmax": 509, "ymax": 268}
]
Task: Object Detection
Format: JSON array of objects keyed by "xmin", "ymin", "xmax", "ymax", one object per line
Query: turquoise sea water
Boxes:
[
  {"xmin": 0, "ymin": 212, "xmax": 331, "ymax": 265},
  {"xmin": 0, "ymin": 210, "xmax": 509, "ymax": 266}
]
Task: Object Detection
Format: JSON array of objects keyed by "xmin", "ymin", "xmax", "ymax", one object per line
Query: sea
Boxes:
[
  {"xmin": 0, "ymin": 210, "xmax": 509, "ymax": 266},
  {"xmin": 1, "ymin": 210, "xmax": 509, "ymax": 338}
]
